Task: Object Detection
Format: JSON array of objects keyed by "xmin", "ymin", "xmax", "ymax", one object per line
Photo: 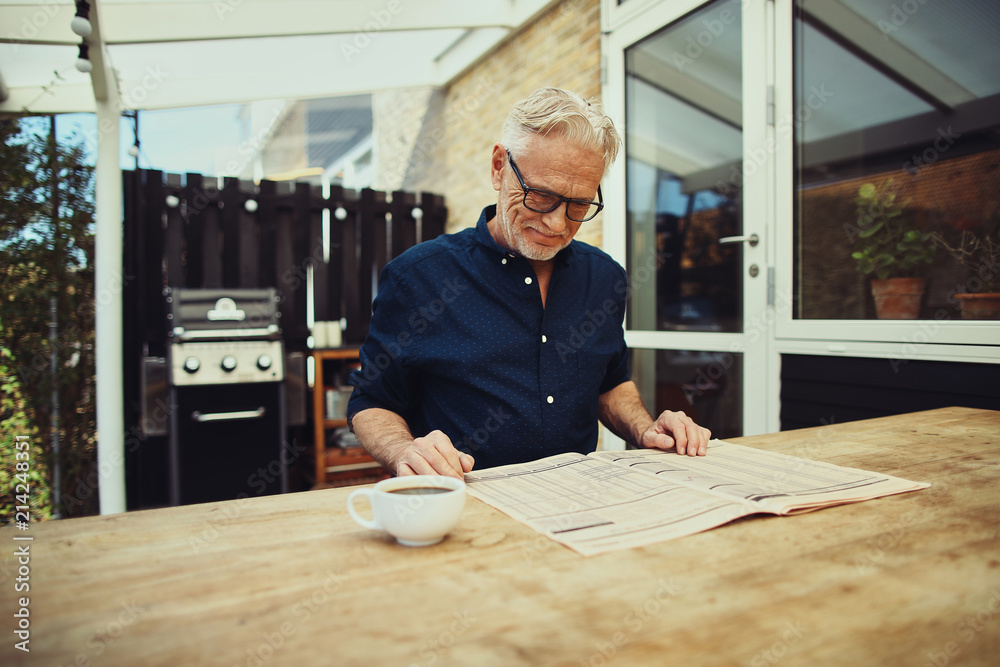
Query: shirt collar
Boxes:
[{"xmin": 474, "ymin": 204, "xmax": 576, "ymax": 265}]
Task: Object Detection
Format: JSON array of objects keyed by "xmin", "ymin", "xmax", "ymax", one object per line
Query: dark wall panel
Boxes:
[{"xmin": 780, "ymin": 354, "xmax": 1000, "ymax": 431}]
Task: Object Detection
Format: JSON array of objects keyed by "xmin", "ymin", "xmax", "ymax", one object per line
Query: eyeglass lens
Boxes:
[{"xmin": 523, "ymin": 191, "xmax": 598, "ymax": 221}]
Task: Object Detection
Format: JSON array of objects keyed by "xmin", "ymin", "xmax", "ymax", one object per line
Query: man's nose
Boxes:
[{"xmin": 538, "ymin": 204, "xmax": 569, "ymax": 233}]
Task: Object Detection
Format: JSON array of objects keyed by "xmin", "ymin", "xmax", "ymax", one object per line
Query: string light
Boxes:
[
  {"xmin": 70, "ymin": 1, "xmax": 92, "ymax": 38},
  {"xmin": 75, "ymin": 43, "xmax": 92, "ymax": 73}
]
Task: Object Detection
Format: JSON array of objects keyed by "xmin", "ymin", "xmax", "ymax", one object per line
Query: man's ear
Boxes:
[{"xmin": 490, "ymin": 143, "xmax": 505, "ymax": 192}]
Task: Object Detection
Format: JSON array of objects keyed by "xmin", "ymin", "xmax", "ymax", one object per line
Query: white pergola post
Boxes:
[
  {"xmin": 91, "ymin": 0, "xmax": 126, "ymax": 514},
  {"xmin": 94, "ymin": 96, "xmax": 125, "ymax": 514}
]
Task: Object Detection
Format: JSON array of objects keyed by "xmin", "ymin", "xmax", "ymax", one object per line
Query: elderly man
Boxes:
[{"xmin": 347, "ymin": 87, "xmax": 710, "ymax": 478}]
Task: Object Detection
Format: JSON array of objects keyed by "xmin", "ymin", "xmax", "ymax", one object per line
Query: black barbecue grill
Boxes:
[{"xmin": 165, "ymin": 287, "xmax": 288, "ymax": 505}]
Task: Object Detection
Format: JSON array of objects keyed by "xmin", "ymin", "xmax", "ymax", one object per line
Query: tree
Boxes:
[{"xmin": 0, "ymin": 117, "xmax": 98, "ymax": 520}]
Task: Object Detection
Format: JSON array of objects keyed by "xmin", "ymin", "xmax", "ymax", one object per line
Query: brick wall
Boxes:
[
  {"xmin": 372, "ymin": 86, "xmax": 445, "ymax": 194},
  {"xmin": 442, "ymin": 0, "xmax": 603, "ymax": 246},
  {"xmin": 259, "ymin": 101, "xmax": 308, "ymax": 179},
  {"xmin": 358, "ymin": 0, "xmax": 597, "ymax": 248},
  {"xmin": 367, "ymin": 0, "xmax": 605, "ymax": 243}
]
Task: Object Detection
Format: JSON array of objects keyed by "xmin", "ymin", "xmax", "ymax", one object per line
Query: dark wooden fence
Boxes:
[
  {"xmin": 121, "ymin": 169, "xmax": 446, "ymax": 507},
  {"xmin": 122, "ymin": 169, "xmax": 446, "ymax": 355}
]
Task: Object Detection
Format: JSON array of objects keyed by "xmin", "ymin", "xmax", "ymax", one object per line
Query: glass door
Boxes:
[{"xmin": 604, "ymin": 0, "xmax": 774, "ymax": 440}]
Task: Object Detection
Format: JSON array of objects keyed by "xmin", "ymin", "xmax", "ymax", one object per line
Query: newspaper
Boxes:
[{"xmin": 463, "ymin": 439, "xmax": 930, "ymax": 556}]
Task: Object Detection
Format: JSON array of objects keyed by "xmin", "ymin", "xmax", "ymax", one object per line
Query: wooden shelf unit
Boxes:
[{"xmin": 311, "ymin": 348, "xmax": 388, "ymax": 488}]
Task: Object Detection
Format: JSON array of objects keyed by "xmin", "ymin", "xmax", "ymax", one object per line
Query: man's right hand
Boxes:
[{"xmin": 396, "ymin": 430, "xmax": 475, "ymax": 479}]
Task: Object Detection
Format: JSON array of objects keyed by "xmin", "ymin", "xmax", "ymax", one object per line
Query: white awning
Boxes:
[{"xmin": 0, "ymin": 0, "xmax": 559, "ymax": 115}]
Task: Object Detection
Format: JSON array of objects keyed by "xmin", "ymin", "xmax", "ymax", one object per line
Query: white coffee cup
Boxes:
[{"xmin": 347, "ymin": 475, "xmax": 466, "ymax": 547}]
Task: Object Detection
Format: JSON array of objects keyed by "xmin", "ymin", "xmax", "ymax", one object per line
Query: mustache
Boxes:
[{"xmin": 522, "ymin": 223, "xmax": 567, "ymax": 239}]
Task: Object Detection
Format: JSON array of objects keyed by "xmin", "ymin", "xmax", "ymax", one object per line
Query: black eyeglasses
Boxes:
[{"xmin": 507, "ymin": 153, "xmax": 604, "ymax": 222}]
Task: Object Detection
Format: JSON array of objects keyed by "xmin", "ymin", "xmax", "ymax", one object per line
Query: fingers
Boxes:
[
  {"xmin": 646, "ymin": 411, "xmax": 712, "ymax": 456},
  {"xmin": 643, "ymin": 431, "xmax": 676, "ymax": 452},
  {"xmin": 396, "ymin": 431, "xmax": 474, "ymax": 479}
]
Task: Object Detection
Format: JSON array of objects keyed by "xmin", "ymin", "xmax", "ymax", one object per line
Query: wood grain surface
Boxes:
[{"xmin": 2, "ymin": 407, "xmax": 998, "ymax": 666}]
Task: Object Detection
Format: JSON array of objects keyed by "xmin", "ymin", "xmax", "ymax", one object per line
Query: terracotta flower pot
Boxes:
[
  {"xmin": 871, "ymin": 278, "xmax": 925, "ymax": 319},
  {"xmin": 954, "ymin": 292, "xmax": 1000, "ymax": 320}
]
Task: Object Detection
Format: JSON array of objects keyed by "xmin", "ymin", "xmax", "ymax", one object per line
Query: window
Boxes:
[{"xmin": 793, "ymin": 0, "xmax": 1000, "ymax": 320}]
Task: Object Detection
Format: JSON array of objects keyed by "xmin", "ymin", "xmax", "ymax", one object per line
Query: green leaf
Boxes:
[
  {"xmin": 858, "ymin": 221, "xmax": 885, "ymax": 239},
  {"xmin": 874, "ymin": 254, "xmax": 895, "ymax": 269}
]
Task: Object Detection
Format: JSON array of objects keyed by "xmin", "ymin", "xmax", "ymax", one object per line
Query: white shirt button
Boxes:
[
  {"xmin": 546, "ymin": 395, "xmax": 554, "ymax": 404},
  {"xmin": 541, "ymin": 335, "xmax": 547, "ymax": 343},
  {"xmin": 501, "ymin": 258, "xmax": 507, "ymax": 265},
  {"xmin": 525, "ymin": 277, "xmax": 533, "ymax": 285}
]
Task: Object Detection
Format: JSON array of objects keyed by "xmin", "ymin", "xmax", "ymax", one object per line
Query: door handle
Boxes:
[
  {"xmin": 719, "ymin": 233, "xmax": 759, "ymax": 247},
  {"xmin": 191, "ymin": 407, "xmax": 266, "ymax": 422}
]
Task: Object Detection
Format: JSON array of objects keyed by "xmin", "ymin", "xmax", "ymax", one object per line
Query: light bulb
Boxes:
[
  {"xmin": 75, "ymin": 57, "xmax": 93, "ymax": 73},
  {"xmin": 70, "ymin": 16, "xmax": 92, "ymax": 38}
]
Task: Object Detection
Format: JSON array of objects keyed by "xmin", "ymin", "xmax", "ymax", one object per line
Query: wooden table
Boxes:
[{"xmin": 3, "ymin": 407, "xmax": 998, "ymax": 666}]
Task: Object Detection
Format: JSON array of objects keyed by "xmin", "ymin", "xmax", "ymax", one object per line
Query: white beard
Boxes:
[{"xmin": 497, "ymin": 204, "xmax": 570, "ymax": 261}]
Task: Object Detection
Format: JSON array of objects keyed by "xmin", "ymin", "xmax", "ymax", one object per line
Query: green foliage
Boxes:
[
  {"xmin": 1, "ymin": 345, "xmax": 53, "ymax": 523},
  {"xmin": 849, "ymin": 181, "xmax": 935, "ymax": 280},
  {"xmin": 0, "ymin": 117, "xmax": 98, "ymax": 518}
]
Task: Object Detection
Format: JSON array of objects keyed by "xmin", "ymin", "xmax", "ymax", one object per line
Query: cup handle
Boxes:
[{"xmin": 347, "ymin": 488, "xmax": 381, "ymax": 530}]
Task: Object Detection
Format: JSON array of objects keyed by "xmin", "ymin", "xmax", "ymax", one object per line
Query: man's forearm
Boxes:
[
  {"xmin": 598, "ymin": 381, "xmax": 654, "ymax": 448},
  {"xmin": 349, "ymin": 407, "xmax": 414, "ymax": 474}
]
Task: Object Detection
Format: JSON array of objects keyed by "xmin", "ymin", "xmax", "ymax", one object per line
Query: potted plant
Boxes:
[
  {"xmin": 931, "ymin": 215, "xmax": 1000, "ymax": 319},
  {"xmin": 849, "ymin": 181, "xmax": 936, "ymax": 319}
]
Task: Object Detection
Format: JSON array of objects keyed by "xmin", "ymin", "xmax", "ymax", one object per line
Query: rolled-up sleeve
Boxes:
[{"xmin": 346, "ymin": 265, "xmax": 416, "ymax": 423}]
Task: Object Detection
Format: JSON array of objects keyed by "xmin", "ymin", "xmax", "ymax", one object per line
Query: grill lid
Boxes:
[{"xmin": 167, "ymin": 288, "xmax": 280, "ymax": 340}]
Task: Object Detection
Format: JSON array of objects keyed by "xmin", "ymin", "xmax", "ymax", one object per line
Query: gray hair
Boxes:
[{"xmin": 501, "ymin": 87, "xmax": 621, "ymax": 171}]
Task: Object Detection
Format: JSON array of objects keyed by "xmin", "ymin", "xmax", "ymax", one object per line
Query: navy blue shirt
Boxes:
[{"xmin": 347, "ymin": 205, "xmax": 631, "ymax": 469}]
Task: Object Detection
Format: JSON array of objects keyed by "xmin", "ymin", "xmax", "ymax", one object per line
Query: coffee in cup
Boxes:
[{"xmin": 347, "ymin": 475, "xmax": 466, "ymax": 547}]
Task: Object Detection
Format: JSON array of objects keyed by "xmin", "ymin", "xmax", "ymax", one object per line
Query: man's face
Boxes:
[{"xmin": 490, "ymin": 134, "xmax": 605, "ymax": 262}]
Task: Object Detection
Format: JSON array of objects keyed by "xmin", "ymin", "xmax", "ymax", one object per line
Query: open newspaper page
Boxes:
[
  {"xmin": 464, "ymin": 441, "xmax": 930, "ymax": 556},
  {"xmin": 589, "ymin": 440, "xmax": 930, "ymax": 515},
  {"xmin": 463, "ymin": 453, "xmax": 756, "ymax": 556}
]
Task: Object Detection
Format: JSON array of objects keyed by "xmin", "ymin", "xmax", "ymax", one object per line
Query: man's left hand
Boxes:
[{"xmin": 640, "ymin": 410, "xmax": 711, "ymax": 456}]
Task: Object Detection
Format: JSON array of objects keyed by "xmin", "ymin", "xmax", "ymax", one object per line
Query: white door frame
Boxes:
[{"xmin": 601, "ymin": 0, "xmax": 779, "ymax": 445}]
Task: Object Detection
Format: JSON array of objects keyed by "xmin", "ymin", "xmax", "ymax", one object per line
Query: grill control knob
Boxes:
[
  {"xmin": 183, "ymin": 357, "xmax": 200, "ymax": 373},
  {"xmin": 256, "ymin": 354, "xmax": 273, "ymax": 371},
  {"xmin": 221, "ymin": 355, "xmax": 238, "ymax": 372}
]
